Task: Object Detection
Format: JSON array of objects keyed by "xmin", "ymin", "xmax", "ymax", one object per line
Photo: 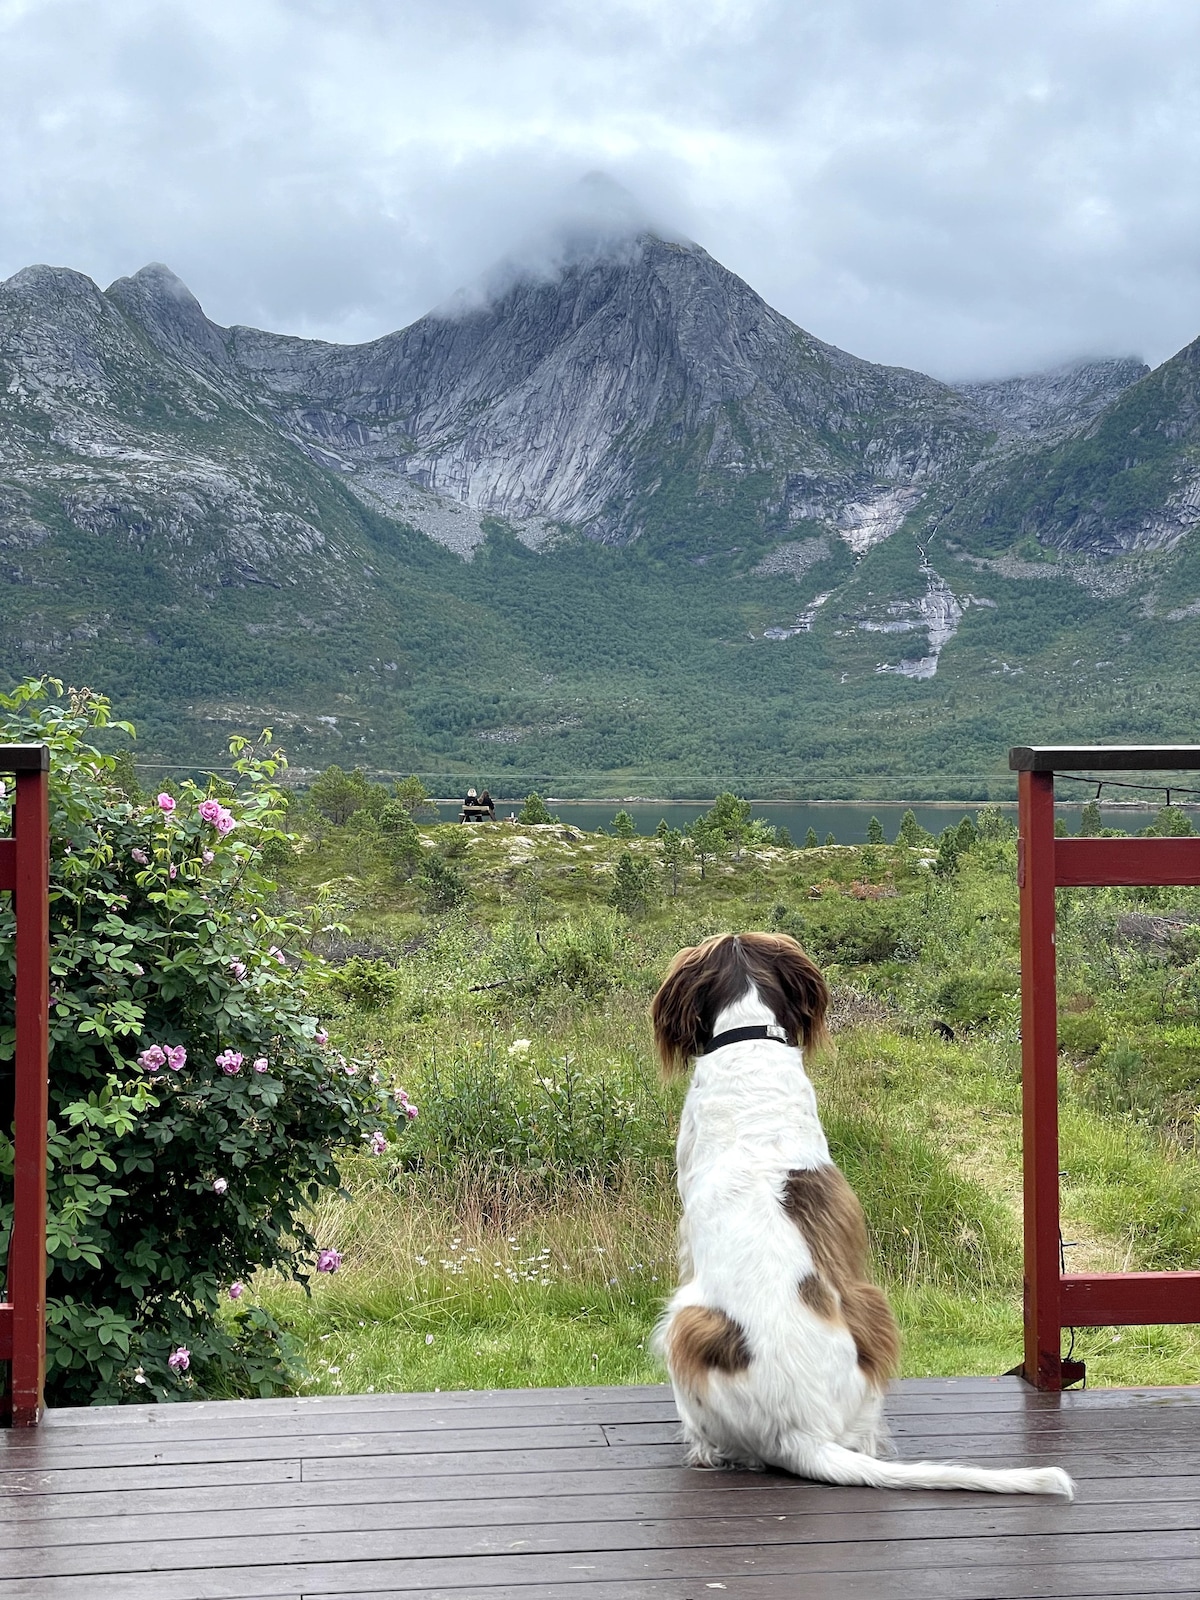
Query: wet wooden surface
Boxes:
[{"xmin": 2, "ymin": 1377, "xmax": 1198, "ymax": 1598}]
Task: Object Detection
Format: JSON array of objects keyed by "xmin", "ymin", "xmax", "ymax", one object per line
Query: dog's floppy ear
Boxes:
[
  {"xmin": 650, "ymin": 937, "xmax": 721, "ymax": 1077},
  {"xmin": 741, "ymin": 932, "xmax": 830, "ymax": 1054}
]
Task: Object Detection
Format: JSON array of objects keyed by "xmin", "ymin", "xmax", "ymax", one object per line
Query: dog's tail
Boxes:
[{"xmin": 782, "ymin": 1437, "xmax": 1074, "ymax": 1499}]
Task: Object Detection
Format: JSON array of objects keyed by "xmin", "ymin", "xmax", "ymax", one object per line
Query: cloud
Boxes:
[{"xmin": 1, "ymin": 0, "xmax": 1199, "ymax": 375}]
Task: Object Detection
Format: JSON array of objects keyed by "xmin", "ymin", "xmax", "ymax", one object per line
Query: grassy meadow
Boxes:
[{"xmin": 249, "ymin": 797, "xmax": 1200, "ymax": 1394}]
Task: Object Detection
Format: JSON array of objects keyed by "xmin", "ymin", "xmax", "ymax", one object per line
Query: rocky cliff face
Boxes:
[{"xmin": 104, "ymin": 235, "xmax": 1152, "ymax": 565}]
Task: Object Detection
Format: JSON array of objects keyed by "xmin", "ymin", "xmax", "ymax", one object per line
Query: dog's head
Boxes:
[{"xmin": 650, "ymin": 931, "xmax": 829, "ymax": 1077}]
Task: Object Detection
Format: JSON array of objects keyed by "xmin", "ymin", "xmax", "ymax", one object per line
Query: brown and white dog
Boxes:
[{"xmin": 650, "ymin": 931, "xmax": 1073, "ymax": 1497}]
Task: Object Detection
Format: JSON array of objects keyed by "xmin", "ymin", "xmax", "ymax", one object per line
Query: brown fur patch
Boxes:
[
  {"xmin": 783, "ymin": 1165, "xmax": 900, "ymax": 1389},
  {"xmin": 797, "ymin": 1274, "xmax": 839, "ymax": 1320},
  {"xmin": 840, "ymin": 1281, "xmax": 901, "ymax": 1388},
  {"xmin": 650, "ymin": 932, "xmax": 829, "ymax": 1076},
  {"xmin": 667, "ymin": 1306, "xmax": 752, "ymax": 1394}
]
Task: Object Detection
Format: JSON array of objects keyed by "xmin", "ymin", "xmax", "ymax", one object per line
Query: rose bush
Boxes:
[{"xmin": 0, "ymin": 680, "xmax": 405, "ymax": 1404}]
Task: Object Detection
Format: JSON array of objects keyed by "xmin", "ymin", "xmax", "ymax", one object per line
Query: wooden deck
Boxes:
[{"xmin": 1, "ymin": 1377, "xmax": 1198, "ymax": 1599}]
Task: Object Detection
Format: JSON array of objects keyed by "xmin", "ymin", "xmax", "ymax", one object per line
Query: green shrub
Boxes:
[
  {"xmin": 420, "ymin": 852, "xmax": 468, "ymax": 911},
  {"xmin": 1058, "ymin": 1011, "xmax": 1109, "ymax": 1057},
  {"xmin": 0, "ymin": 680, "xmax": 405, "ymax": 1405},
  {"xmin": 934, "ymin": 968, "xmax": 1018, "ymax": 1027},
  {"xmin": 327, "ymin": 958, "xmax": 401, "ymax": 1011},
  {"xmin": 779, "ymin": 898, "xmax": 924, "ymax": 966}
]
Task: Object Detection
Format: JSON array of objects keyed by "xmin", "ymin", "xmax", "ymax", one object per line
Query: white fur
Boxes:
[{"xmin": 655, "ymin": 985, "xmax": 1074, "ymax": 1499}]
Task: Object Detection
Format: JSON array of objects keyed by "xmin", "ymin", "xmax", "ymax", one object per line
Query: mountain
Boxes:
[{"xmin": 0, "ymin": 213, "xmax": 1196, "ymax": 797}]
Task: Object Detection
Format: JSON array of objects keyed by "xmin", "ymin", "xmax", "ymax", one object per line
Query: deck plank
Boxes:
[{"xmin": 2, "ymin": 1379, "xmax": 1197, "ymax": 1599}]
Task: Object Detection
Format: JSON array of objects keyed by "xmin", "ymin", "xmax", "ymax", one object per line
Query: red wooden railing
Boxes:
[
  {"xmin": 0, "ymin": 744, "xmax": 50, "ymax": 1426},
  {"xmin": 1011, "ymin": 744, "xmax": 1200, "ymax": 1390}
]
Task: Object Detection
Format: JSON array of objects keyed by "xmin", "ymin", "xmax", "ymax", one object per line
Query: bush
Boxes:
[
  {"xmin": 420, "ymin": 852, "xmax": 469, "ymax": 911},
  {"xmin": 934, "ymin": 968, "xmax": 1018, "ymax": 1027},
  {"xmin": 0, "ymin": 680, "xmax": 405, "ymax": 1405},
  {"xmin": 518, "ymin": 792, "xmax": 557, "ymax": 825},
  {"xmin": 326, "ymin": 957, "xmax": 402, "ymax": 1011},
  {"xmin": 777, "ymin": 898, "xmax": 924, "ymax": 966},
  {"xmin": 1057, "ymin": 1011, "xmax": 1109, "ymax": 1057}
]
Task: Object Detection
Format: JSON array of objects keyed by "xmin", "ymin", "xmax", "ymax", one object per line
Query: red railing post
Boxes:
[
  {"xmin": 0, "ymin": 745, "xmax": 50, "ymax": 1426},
  {"xmin": 1017, "ymin": 768, "xmax": 1069, "ymax": 1389}
]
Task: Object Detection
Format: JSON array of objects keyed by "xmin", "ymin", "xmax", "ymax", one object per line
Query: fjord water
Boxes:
[{"xmin": 433, "ymin": 800, "xmax": 1189, "ymax": 843}]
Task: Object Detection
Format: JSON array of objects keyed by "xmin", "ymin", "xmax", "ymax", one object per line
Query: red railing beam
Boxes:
[
  {"xmin": 1056, "ymin": 837, "xmax": 1200, "ymax": 887},
  {"xmin": 1061, "ymin": 1272, "xmax": 1200, "ymax": 1327}
]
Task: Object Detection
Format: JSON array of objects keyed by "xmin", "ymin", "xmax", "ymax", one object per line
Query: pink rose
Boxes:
[
  {"xmin": 166, "ymin": 1045, "xmax": 187, "ymax": 1071},
  {"xmin": 199, "ymin": 799, "xmax": 222, "ymax": 823},
  {"xmin": 131, "ymin": 848, "xmax": 149, "ymax": 866},
  {"xmin": 202, "ymin": 850, "xmax": 214, "ymax": 865},
  {"xmin": 216, "ymin": 1049, "xmax": 243, "ymax": 1075},
  {"xmin": 314, "ymin": 1029, "xmax": 329, "ymax": 1047},
  {"xmin": 229, "ymin": 1281, "xmax": 244, "ymax": 1301},
  {"xmin": 405, "ymin": 1103, "xmax": 419, "ymax": 1121},
  {"xmin": 157, "ymin": 793, "xmax": 175, "ymax": 814},
  {"xmin": 230, "ymin": 961, "xmax": 247, "ymax": 981},
  {"xmin": 168, "ymin": 863, "xmax": 177, "ymax": 880},
  {"xmin": 212, "ymin": 1177, "xmax": 228, "ymax": 1195},
  {"xmin": 215, "ymin": 808, "xmax": 235, "ymax": 835},
  {"xmin": 167, "ymin": 1347, "xmax": 190, "ymax": 1372},
  {"xmin": 253, "ymin": 1057, "xmax": 269, "ymax": 1073},
  {"xmin": 138, "ymin": 1045, "xmax": 166, "ymax": 1072},
  {"xmin": 370, "ymin": 1130, "xmax": 387, "ymax": 1155},
  {"xmin": 316, "ymin": 1248, "xmax": 342, "ymax": 1273}
]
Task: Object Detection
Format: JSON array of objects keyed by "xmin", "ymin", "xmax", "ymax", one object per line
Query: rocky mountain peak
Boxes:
[{"xmin": 106, "ymin": 263, "xmax": 231, "ymax": 370}]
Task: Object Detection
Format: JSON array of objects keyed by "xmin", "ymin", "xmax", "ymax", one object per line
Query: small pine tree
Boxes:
[
  {"xmin": 935, "ymin": 827, "xmax": 961, "ymax": 876},
  {"xmin": 612, "ymin": 809, "xmax": 636, "ymax": 839},
  {"xmin": 393, "ymin": 775, "xmax": 438, "ymax": 819},
  {"xmin": 518, "ymin": 792, "xmax": 556, "ymax": 825},
  {"xmin": 775, "ymin": 826, "xmax": 793, "ymax": 850},
  {"xmin": 658, "ymin": 826, "xmax": 689, "ymax": 896},
  {"xmin": 1079, "ymin": 800, "xmax": 1103, "ymax": 836},
  {"xmin": 895, "ymin": 809, "xmax": 929, "ymax": 847},
  {"xmin": 419, "ymin": 851, "xmax": 468, "ymax": 910},
  {"xmin": 609, "ymin": 851, "xmax": 657, "ymax": 915},
  {"xmin": 824, "ymin": 831, "xmax": 836, "ymax": 847},
  {"xmin": 805, "ymin": 827, "xmax": 819, "ymax": 849},
  {"xmin": 686, "ymin": 814, "xmax": 725, "ymax": 880},
  {"xmin": 866, "ymin": 815, "xmax": 885, "ymax": 845}
]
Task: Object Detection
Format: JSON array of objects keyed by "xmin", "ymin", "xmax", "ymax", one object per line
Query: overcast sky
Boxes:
[{"xmin": 3, "ymin": 0, "xmax": 1199, "ymax": 378}]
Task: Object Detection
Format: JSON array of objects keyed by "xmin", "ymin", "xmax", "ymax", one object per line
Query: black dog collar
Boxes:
[{"xmin": 703, "ymin": 1024, "xmax": 790, "ymax": 1053}]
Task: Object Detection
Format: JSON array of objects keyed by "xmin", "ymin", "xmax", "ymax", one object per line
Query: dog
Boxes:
[{"xmin": 650, "ymin": 931, "xmax": 1073, "ymax": 1498}]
